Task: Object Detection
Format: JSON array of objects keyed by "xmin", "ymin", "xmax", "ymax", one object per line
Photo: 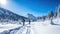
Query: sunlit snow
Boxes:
[{"xmin": 0, "ymin": 18, "xmax": 60, "ymax": 34}]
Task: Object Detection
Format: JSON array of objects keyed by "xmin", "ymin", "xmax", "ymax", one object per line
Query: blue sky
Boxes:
[{"xmin": 0, "ymin": 0, "xmax": 60, "ymax": 17}]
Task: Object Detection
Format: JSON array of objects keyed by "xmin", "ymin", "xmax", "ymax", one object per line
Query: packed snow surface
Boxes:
[
  {"xmin": 0, "ymin": 18, "xmax": 60, "ymax": 34},
  {"xmin": 0, "ymin": 24, "xmax": 22, "ymax": 33}
]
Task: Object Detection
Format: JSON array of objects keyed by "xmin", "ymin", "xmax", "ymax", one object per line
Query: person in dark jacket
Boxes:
[
  {"xmin": 29, "ymin": 19, "xmax": 31, "ymax": 25},
  {"xmin": 22, "ymin": 19, "xmax": 25, "ymax": 26}
]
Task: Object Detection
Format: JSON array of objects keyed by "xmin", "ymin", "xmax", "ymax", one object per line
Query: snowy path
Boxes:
[
  {"xmin": 0, "ymin": 24, "xmax": 22, "ymax": 34},
  {"xmin": 15, "ymin": 21, "xmax": 60, "ymax": 34},
  {"xmin": 14, "ymin": 24, "xmax": 35, "ymax": 34},
  {"xmin": 0, "ymin": 19, "xmax": 60, "ymax": 34}
]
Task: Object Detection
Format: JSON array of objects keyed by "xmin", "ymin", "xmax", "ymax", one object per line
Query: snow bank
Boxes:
[{"xmin": 30, "ymin": 21, "xmax": 60, "ymax": 34}]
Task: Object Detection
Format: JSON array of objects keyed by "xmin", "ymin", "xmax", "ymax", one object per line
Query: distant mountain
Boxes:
[
  {"xmin": 27, "ymin": 13, "xmax": 37, "ymax": 21},
  {"xmin": 27, "ymin": 13, "xmax": 36, "ymax": 19},
  {"xmin": 0, "ymin": 7, "xmax": 28, "ymax": 22}
]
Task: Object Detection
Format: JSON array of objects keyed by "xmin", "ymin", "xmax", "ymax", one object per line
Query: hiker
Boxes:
[
  {"xmin": 22, "ymin": 19, "xmax": 25, "ymax": 26},
  {"xmin": 29, "ymin": 19, "xmax": 31, "ymax": 25}
]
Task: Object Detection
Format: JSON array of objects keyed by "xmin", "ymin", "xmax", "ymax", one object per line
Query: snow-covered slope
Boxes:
[{"xmin": 0, "ymin": 7, "xmax": 28, "ymax": 23}]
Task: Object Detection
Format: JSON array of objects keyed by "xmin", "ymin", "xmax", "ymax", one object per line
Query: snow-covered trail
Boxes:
[
  {"xmin": 15, "ymin": 24, "xmax": 35, "ymax": 34},
  {"xmin": 0, "ymin": 17, "xmax": 60, "ymax": 34},
  {"xmin": 0, "ymin": 24, "xmax": 23, "ymax": 34},
  {"xmin": 4, "ymin": 21, "xmax": 60, "ymax": 34},
  {"xmin": 15, "ymin": 26, "xmax": 27, "ymax": 34}
]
